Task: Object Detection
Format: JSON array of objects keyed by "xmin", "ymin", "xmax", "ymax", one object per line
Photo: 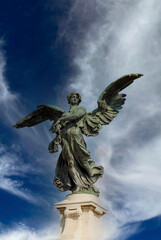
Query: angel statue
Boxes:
[{"xmin": 13, "ymin": 73, "xmax": 143, "ymax": 196}]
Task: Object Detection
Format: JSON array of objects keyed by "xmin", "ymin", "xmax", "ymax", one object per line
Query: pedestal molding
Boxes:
[{"xmin": 55, "ymin": 193, "xmax": 107, "ymax": 240}]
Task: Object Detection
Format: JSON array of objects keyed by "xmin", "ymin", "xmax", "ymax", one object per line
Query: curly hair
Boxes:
[{"xmin": 67, "ymin": 92, "xmax": 81, "ymax": 105}]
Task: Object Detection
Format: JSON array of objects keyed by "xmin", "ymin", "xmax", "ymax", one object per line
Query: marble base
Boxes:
[{"xmin": 55, "ymin": 193, "xmax": 107, "ymax": 240}]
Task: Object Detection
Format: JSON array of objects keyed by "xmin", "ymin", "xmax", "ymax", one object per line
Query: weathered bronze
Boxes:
[{"xmin": 13, "ymin": 73, "xmax": 143, "ymax": 196}]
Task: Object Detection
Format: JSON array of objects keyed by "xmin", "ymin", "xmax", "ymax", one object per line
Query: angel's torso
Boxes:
[
  {"xmin": 61, "ymin": 106, "xmax": 86, "ymax": 132},
  {"xmin": 62, "ymin": 106, "xmax": 86, "ymax": 117}
]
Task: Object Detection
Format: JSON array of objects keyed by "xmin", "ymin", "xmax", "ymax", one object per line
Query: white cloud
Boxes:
[
  {"xmin": 0, "ymin": 224, "xmax": 59, "ymax": 240},
  {"xmin": 0, "ymin": 143, "xmax": 39, "ymax": 203},
  {"xmin": 0, "ymin": 41, "xmax": 58, "ymax": 208},
  {"xmin": 0, "ymin": 41, "xmax": 52, "ymax": 149},
  {"xmin": 0, "ymin": 40, "xmax": 55, "ymax": 179},
  {"xmin": 0, "ymin": 40, "xmax": 17, "ymax": 104},
  {"xmin": 62, "ymin": 0, "xmax": 161, "ymax": 239}
]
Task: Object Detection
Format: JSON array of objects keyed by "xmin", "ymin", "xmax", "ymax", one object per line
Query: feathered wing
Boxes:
[
  {"xmin": 80, "ymin": 73, "xmax": 143, "ymax": 136},
  {"xmin": 13, "ymin": 105, "xmax": 65, "ymax": 128}
]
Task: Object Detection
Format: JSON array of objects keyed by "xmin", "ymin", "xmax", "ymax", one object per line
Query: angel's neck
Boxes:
[{"xmin": 70, "ymin": 104, "xmax": 78, "ymax": 109}]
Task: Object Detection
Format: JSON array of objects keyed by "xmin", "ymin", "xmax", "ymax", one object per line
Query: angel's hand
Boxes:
[
  {"xmin": 50, "ymin": 120, "xmax": 62, "ymax": 133},
  {"xmin": 54, "ymin": 124, "xmax": 61, "ymax": 134},
  {"xmin": 48, "ymin": 139, "xmax": 59, "ymax": 153}
]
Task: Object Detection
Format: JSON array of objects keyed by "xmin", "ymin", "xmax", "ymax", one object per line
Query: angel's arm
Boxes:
[
  {"xmin": 50, "ymin": 107, "xmax": 86, "ymax": 132},
  {"xmin": 60, "ymin": 107, "xmax": 86, "ymax": 122}
]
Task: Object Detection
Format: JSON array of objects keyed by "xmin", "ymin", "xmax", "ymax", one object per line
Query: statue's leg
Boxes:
[
  {"xmin": 68, "ymin": 158, "xmax": 82, "ymax": 192},
  {"xmin": 67, "ymin": 156, "xmax": 91, "ymax": 193}
]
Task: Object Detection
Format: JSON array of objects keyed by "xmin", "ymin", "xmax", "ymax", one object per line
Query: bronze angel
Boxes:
[{"xmin": 13, "ymin": 73, "xmax": 143, "ymax": 196}]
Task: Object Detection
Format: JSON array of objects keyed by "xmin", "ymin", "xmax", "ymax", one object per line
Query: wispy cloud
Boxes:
[
  {"xmin": 0, "ymin": 40, "xmax": 52, "ymax": 150},
  {"xmin": 0, "ymin": 42, "xmax": 54, "ymax": 204},
  {"xmin": 0, "ymin": 143, "xmax": 39, "ymax": 204},
  {"xmin": 0, "ymin": 40, "xmax": 17, "ymax": 104},
  {"xmin": 0, "ymin": 223, "xmax": 59, "ymax": 240},
  {"xmin": 60, "ymin": 0, "xmax": 161, "ymax": 239}
]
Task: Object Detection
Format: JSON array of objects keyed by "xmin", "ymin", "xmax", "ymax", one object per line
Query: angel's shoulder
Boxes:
[{"xmin": 77, "ymin": 106, "xmax": 86, "ymax": 112}]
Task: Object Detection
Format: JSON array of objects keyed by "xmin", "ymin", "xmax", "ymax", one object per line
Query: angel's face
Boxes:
[{"xmin": 70, "ymin": 93, "xmax": 79, "ymax": 105}]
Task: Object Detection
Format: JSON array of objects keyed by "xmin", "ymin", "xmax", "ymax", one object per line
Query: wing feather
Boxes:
[
  {"xmin": 98, "ymin": 113, "xmax": 110, "ymax": 124},
  {"xmin": 80, "ymin": 73, "xmax": 143, "ymax": 136},
  {"xmin": 13, "ymin": 105, "xmax": 64, "ymax": 128}
]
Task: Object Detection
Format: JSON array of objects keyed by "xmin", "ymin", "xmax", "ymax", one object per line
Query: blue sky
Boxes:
[{"xmin": 0, "ymin": 0, "xmax": 161, "ymax": 239}]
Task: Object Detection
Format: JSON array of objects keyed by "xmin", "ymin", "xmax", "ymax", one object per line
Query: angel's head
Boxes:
[{"xmin": 67, "ymin": 92, "xmax": 81, "ymax": 105}]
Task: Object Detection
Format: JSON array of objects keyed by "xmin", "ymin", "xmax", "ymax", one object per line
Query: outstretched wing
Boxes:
[
  {"xmin": 81, "ymin": 73, "xmax": 143, "ymax": 136},
  {"xmin": 13, "ymin": 105, "xmax": 65, "ymax": 128}
]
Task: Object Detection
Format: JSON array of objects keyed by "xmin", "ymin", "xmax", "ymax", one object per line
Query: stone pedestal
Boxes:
[{"xmin": 55, "ymin": 193, "xmax": 107, "ymax": 240}]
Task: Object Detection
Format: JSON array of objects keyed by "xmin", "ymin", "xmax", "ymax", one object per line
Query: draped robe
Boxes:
[{"xmin": 53, "ymin": 106, "xmax": 104, "ymax": 193}]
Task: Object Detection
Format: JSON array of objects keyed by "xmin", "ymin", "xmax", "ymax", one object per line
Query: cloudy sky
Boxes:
[{"xmin": 0, "ymin": 0, "xmax": 161, "ymax": 239}]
